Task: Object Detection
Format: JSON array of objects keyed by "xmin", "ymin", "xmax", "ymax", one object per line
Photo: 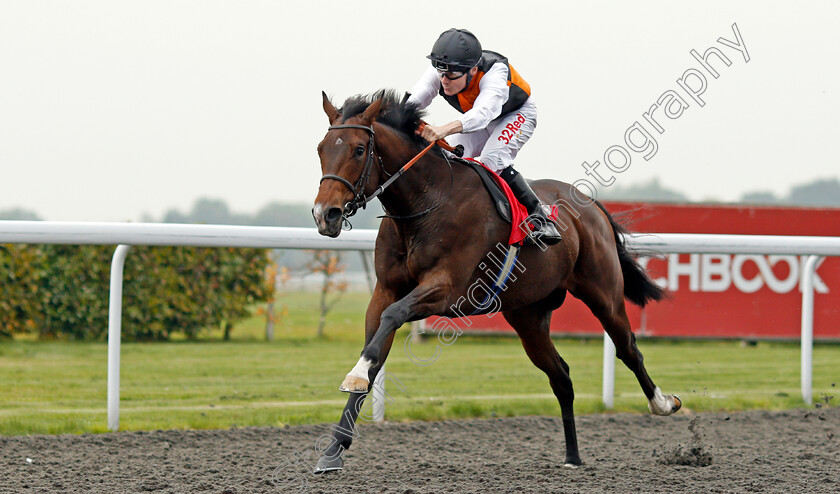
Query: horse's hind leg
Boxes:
[
  {"xmin": 503, "ymin": 304, "xmax": 582, "ymax": 467},
  {"xmin": 571, "ymin": 262, "xmax": 682, "ymax": 415},
  {"xmin": 574, "ymin": 283, "xmax": 681, "ymax": 415}
]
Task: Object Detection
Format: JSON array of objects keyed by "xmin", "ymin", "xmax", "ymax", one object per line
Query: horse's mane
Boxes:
[{"xmin": 338, "ymin": 89, "xmax": 430, "ymax": 148}]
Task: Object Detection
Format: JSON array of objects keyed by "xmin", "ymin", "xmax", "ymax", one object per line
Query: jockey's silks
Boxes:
[{"xmin": 439, "ymin": 51, "xmax": 531, "ymax": 117}]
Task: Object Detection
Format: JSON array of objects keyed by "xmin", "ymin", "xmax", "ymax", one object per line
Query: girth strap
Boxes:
[{"xmin": 469, "ymin": 243, "xmax": 522, "ymax": 316}]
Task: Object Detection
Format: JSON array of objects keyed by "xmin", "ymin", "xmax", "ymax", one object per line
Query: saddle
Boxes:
[
  {"xmin": 454, "ymin": 158, "xmax": 530, "ymax": 245},
  {"xmin": 457, "ymin": 158, "xmax": 516, "ymax": 223}
]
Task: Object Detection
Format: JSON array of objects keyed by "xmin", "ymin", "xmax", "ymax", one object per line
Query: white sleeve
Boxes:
[
  {"xmin": 406, "ymin": 66, "xmax": 441, "ymax": 110},
  {"xmin": 458, "ymin": 63, "xmax": 510, "ymax": 133}
]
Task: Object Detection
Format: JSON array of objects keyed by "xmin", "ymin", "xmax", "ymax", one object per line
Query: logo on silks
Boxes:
[
  {"xmin": 497, "ymin": 113, "xmax": 526, "ymax": 145},
  {"xmin": 639, "ymin": 254, "xmax": 829, "ymax": 294}
]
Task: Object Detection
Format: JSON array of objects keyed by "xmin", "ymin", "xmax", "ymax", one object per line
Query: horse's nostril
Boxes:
[{"xmin": 324, "ymin": 207, "xmax": 343, "ymax": 223}]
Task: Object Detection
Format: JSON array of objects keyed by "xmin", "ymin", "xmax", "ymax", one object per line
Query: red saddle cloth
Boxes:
[{"xmin": 464, "ymin": 158, "xmax": 531, "ymax": 245}]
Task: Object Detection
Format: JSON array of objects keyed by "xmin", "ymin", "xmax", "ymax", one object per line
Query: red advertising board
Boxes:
[{"xmin": 430, "ymin": 202, "xmax": 840, "ymax": 341}]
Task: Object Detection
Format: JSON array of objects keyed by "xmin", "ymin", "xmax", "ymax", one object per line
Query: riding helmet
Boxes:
[{"xmin": 427, "ymin": 28, "xmax": 482, "ymax": 72}]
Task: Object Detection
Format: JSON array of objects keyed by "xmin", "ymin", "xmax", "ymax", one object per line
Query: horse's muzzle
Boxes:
[{"xmin": 312, "ymin": 204, "xmax": 344, "ymax": 237}]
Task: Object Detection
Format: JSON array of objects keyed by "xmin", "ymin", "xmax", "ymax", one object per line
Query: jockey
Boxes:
[{"xmin": 407, "ymin": 28, "xmax": 562, "ymax": 245}]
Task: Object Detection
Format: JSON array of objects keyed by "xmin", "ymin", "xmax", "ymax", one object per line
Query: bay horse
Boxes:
[{"xmin": 311, "ymin": 90, "xmax": 681, "ymax": 472}]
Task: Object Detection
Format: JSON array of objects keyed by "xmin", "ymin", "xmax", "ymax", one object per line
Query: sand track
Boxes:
[{"xmin": 2, "ymin": 408, "xmax": 838, "ymax": 493}]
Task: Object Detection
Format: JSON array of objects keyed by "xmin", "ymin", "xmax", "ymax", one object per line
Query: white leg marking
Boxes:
[
  {"xmin": 648, "ymin": 386, "xmax": 676, "ymax": 416},
  {"xmin": 347, "ymin": 357, "xmax": 374, "ymax": 381}
]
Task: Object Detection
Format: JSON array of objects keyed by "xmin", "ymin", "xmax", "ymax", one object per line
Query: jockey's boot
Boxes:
[{"xmin": 499, "ymin": 167, "xmax": 562, "ymax": 245}]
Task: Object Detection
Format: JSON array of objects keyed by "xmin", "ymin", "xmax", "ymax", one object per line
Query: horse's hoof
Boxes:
[
  {"xmin": 339, "ymin": 375, "xmax": 369, "ymax": 393},
  {"xmin": 313, "ymin": 454, "xmax": 343, "ymax": 474},
  {"xmin": 563, "ymin": 463, "xmax": 579, "ymax": 469},
  {"xmin": 648, "ymin": 387, "xmax": 681, "ymax": 416},
  {"xmin": 672, "ymin": 395, "xmax": 682, "ymax": 412},
  {"xmin": 563, "ymin": 457, "xmax": 582, "ymax": 469}
]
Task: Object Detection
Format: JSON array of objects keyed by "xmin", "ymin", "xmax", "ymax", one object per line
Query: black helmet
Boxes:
[{"xmin": 427, "ymin": 28, "xmax": 482, "ymax": 72}]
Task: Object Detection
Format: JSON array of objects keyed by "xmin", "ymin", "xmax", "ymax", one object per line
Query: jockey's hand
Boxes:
[{"xmin": 417, "ymin": 120, "xmax": 463, "ymax": 142}]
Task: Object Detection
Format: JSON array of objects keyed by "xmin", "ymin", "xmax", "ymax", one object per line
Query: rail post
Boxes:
[
  {"xmin": 602, "ymin": 334, "xmax": 616, "ymax": 409},
  {"xmin": 107, "ymin": 244, "xmax": 131, "ymax": 432},
  {"xmin": 371, "ymin": 365, "xmax": 386, "ymax": 422},
  {"xmin": 800, "ymin": 255, "xmax": 821, "ymax": 405}
]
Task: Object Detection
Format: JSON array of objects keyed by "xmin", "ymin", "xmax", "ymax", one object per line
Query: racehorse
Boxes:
[{"xmin": 311, "ymin": 89, "xmax": 681, "ymax": 472}]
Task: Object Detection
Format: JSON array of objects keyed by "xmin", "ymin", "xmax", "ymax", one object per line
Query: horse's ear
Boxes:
[
  {"xmin": 322, "ymin": 91, "xmax": 340, "ymax": 124},
  {"xmin": 359, "ymin": 98, "xmax": 383, "ymax": 124}
]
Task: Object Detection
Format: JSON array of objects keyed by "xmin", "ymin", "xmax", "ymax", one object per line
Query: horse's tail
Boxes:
[{"xmin": 594, "ymin": 200, "xmax": 665, "ymax": 307}]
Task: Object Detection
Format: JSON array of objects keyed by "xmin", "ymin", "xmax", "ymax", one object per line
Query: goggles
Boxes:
[
  {"xmin": 431, "ymin": 59, "xmax": 471, "ymax": 80},
  {"xmin": 437, "ymin": 69, "xmax": 466, "ymax": 80}
]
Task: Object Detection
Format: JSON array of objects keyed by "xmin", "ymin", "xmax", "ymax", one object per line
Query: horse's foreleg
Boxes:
[
  {"xmin": 315, "ymin": 330, "xmax": 396, "ymax": 474},
  {"xmin": 315, "ymin": 285, "xmax": 397, "ymax": 473},
  {"xmin": 340, "ymin": 281, "xmax": 448, "ymax": 393},
  {"xmin": 313, "ymin": 392, "xmax": 365, "ymax": 473},
  {"xmin": 316, "ymin": 282, "xmax": 446, "ymax": 473},
  {"xmin": 338, "ymin": 295, "xmax": 407, "ymax": 392}
]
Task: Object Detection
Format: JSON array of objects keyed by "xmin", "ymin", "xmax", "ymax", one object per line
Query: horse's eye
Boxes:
[{"xmin": 354, "ymin": 145, "xmax": 366, "ymax": 158}]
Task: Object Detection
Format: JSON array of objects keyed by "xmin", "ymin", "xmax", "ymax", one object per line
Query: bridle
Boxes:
[
  {"xmin": 319, "ymin": 124, "xmax": 381, "ymax": 220},
  {"xmin": 319, "ymin": 122, "xmax": 460, "ymax": 227}
]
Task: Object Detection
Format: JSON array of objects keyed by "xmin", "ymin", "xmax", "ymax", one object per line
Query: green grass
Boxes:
[{"xmin": 0, "ymin": 291, "xmax": 837, "ymax": 435}]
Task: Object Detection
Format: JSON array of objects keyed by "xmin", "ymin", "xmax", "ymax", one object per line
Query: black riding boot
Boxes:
[{"xmin": 499, "ymin": 167, "xmax": 562, "ymax": 245}]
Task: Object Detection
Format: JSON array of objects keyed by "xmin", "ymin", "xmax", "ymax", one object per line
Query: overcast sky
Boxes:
[{"xmin": 1, "ymin": 1, "xmax": 838, "ymax": 222}]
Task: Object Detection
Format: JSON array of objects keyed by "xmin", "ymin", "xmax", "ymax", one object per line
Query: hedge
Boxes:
[{"xmin": 0, "ymin": 244, "xmax": 273, "ymax": 341}]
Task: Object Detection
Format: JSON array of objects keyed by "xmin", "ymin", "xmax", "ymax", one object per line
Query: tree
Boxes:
[
  {"xmin": 253, "ymin": 202, "xmax": 315, "ymax": 227},
  {"xmin": 0, "ymin": 208, "xmax": 42, "ymax": 221},
  {"xmin": 306, "ymin": 250, "xmax": 349, "ymax": 338},
  {"xmin": 162, "ymin": 197, "xmax": 249, "ymax": 225},
  {"xmin": 599, "ymin": 178, "xmax": 689, "ymax": 202},
  {"xmin": 162, "ymin": 209, "xmax": 190, "ymax": 224},
  {"xmin": 787, "ymin": 178, "xmax": 840, "ymax": 206},
  {"xmin": 740, "ymin": 191, "xmax": 781, "ymax": 204},
  {"xmin": 258, "ymin": 258, "xmax": 290, "ymax": 342},
  {"xmin": 190, "ymin": 198, "xmax": 234, "ymax": 224}
]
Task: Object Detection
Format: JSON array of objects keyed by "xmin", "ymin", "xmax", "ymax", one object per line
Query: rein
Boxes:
[{"xmin": 319, "ymin": 122, "xmax": 463, "ymax": 227}]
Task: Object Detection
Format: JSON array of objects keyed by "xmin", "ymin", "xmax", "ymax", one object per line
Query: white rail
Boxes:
[
  {"xmin": 1, "ymin": 221, "xmax": 837, "ymax": 429},
  {"xmin": 0, "ymin": 221, "xmax": 377, "ymax": 249},
  {"xmin": 626, "ymin": 232, "xmax": 840, "ymax": 256}
]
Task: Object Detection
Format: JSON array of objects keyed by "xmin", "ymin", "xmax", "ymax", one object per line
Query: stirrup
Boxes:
[{"xmin": 525, "ymin": 215, "xmax": 562, "ymax": 246}]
